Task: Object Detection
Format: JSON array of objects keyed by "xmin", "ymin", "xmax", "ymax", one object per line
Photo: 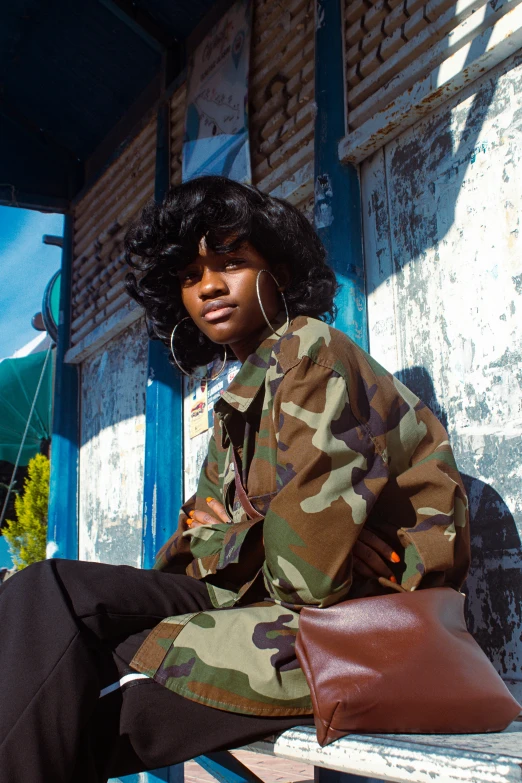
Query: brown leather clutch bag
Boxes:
[{"xmin": 295, "ymin": 586, "xmax": 521, "ymax": 746}]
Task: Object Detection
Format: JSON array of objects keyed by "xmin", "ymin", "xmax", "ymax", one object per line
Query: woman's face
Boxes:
[{"xmin": 178, "ymin": 238, "xmax": 286, "ymax": 363}]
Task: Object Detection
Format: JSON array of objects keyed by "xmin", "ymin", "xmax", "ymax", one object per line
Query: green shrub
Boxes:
[{"xmin": 4, "ymin": 454, "xmax": 49, "ymax": 570}]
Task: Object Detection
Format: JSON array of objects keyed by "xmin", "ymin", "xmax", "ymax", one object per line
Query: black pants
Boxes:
[{"xmin": 0, "ymin": 559, "xmax": 313, "ymax": 782}]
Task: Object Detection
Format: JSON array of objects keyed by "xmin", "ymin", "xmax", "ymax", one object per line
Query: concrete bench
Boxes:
[
  {"xmin": 242, "ymin": 721, "xmax": 522, "ymax": 783},
  {"xmin": 115, "ymin": 720, "xmax": 522, "ymax": 783}
]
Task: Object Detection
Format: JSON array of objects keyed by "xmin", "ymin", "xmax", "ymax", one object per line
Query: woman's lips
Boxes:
[{"xmin": 202, "ymin": 305, "xmax": 236, "ymax": 323}]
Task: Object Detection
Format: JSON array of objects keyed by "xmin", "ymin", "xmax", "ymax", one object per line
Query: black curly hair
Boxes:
[{"xmin": 124, "ymin": 175, "xmax": 338, "ymax": 372}]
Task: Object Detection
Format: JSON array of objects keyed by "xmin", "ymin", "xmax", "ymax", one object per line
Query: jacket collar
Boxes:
[{"xmin": 215, "ymin": 313, "xmax": 293, "ymax": 417}]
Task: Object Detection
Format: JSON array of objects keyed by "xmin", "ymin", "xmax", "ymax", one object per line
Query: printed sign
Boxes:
[
  {"xmin": 182, "ymin": 0, "xmax": 252, "ymax": 183},
  {"xmin": 183, "ymin": 360, "xmax": 241, "ymax": 498},
  {"xmin": 188, "ymin": 376, "xmax": 209, "ymax": 439}
]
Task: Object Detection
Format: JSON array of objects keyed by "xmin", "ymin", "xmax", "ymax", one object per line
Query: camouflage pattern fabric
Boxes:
[{"xmin": 131, "ymin": 316, "xmax": 470, "ymax": 716}]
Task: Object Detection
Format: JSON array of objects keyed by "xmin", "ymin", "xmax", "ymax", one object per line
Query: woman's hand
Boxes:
[
  {"xmin": 187, "ymin": 497, "xmax": 230, "ymax": 528},
  {"xmin": 188, "ymin": 500, "xmax": 402, "ymax": 582},
  {"xmin": 353, "ymin": 526, "xmax": 401, "ymax": 583}
]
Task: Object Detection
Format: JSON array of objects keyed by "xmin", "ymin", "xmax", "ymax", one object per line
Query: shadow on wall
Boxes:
[{"xmin": 396, "ymin": 366, "xmax": 522, "ymax": 688}]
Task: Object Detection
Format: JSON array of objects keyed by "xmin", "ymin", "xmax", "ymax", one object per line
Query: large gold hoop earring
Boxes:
[
  {"xmin": 170, "ymin": 317, "xmax": 227, "ymax": 382},
  {"xmin": 256, "ymin": 269, "xmax": 290, "ymax": 337}
]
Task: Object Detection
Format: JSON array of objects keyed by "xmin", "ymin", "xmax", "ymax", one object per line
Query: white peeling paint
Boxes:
[
  {"xmin": 362, "ymin": 50, "xmax": 522, "ymax": 696},
  {"xmin": 79, "ymin": 318, "xmax": 148, "ymax": 567},
  {"xmin": 245, "ymin": 723, "xmax": 522, "ymax": 783},
  {"xmin": 45, "ymin": 540, "xmax": 59, "ymax": 559}
]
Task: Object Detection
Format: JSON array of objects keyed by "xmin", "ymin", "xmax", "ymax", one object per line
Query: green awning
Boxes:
[{"xmin": 0, "ymin": 350, "xmax": 53, "ymax": 466}]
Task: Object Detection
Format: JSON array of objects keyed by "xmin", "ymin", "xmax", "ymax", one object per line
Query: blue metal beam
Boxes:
[
  {"xmin": 132, "ymin": 100, "xmax": 185, "ymax": 783},
  {"xmin": 98, "ymin": 0, "xmax": 175, "ymax": 53},
  {"xmin": 47, "ymin": 214, "xmax": 79, "ymax": 559},
  {"xmin": 141, "ymin": 100, "xmax": 184, "ymax": 570},
  {"xmin": 195, "ymin": 751, "xmax": 265, "ymax": 783},
  {"xmin": 314, "ymin": 0, "xmax": 368, "ymax": 351}
]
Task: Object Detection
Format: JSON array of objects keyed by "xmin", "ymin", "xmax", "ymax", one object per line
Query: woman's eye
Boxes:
[
  {"xmin": 179, "ymin": 269, "xmax": 198, "ymax": 283},
  {"xmin": 224, "ymin": 258, "xmax": 244, "ymax": 269}
]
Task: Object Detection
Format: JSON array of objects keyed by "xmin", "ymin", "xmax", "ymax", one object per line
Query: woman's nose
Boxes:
[{"xmin": 199, "ymin": 267, "xmax": 227, "ymax": 297}]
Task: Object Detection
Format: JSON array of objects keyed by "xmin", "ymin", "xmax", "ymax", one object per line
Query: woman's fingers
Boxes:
[
  {"xmin": 352, "ymin": 558, "xmax": 377, "ymax": 580},
  {"xmin": 186, "ymin": 497, "xmax": 231, "ymax": 527},
  {"xmin": 358, "ymin": 528, "xmax": 400, "ymax": 564},
  {"xmin": 352, "ymin": 540, "xmax": 396, "ymax": 581},
  {"xmin": 187, "ymin": 510, "xmax": 217, "ymax": 528},
  {"xmin": 205, "ymin": 497, "xmax": 230, "ymax": 523}
]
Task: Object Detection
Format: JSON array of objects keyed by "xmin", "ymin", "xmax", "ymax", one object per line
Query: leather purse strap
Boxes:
[{"xmin": 232, "ymin": 448, "xmax": 263, "ymax": 522}]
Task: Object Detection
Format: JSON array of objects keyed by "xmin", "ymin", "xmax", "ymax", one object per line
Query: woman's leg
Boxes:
[
  {"xmin": 105, "ymin": 676, "xmax": 315, "ymax": 778},
  {"xmin": 0, "ymin": 558, "xmax": 212, "ymax": 783}
]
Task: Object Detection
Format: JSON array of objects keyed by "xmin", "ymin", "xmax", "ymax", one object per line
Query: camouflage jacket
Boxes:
[{"xmin": 131, "ymin": 315, "xmax": 470, "ymax": 716}]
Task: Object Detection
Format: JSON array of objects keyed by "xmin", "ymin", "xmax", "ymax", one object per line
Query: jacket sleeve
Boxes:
[
  {"xmin": 262, "ymin": 357, "xmax": 470, "ymax": 607},
  {"xmin": 262, "ymin": 358, "xmax": 389, "ymax": 608},
  {"xmin": 154, "ymin": 433, "xmax": 224, "ymax": 573}
]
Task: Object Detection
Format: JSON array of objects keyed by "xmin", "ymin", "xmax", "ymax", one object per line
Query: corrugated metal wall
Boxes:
[
  {"xmin": 344, "ymin": 0, "xmax": 484, "ymax": 131},
  {"xmin": 170, "ymin": 82, "xmax": 186, "ymax": 187},
  {"xmin": 71, "ymin": 117, "xmax": 156, "ymax": 348},
  {"xmin": 360, "ymin": 42, "xmax": 522, "ymax": 700},
  {"xmin": 249, "ymin": 0, "xmax": 314, "ymax": 214}
]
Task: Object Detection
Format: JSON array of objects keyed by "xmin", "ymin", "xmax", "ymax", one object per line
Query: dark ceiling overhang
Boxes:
[{"xmin": 0, "ymin": 0, "xmax": 220, "ymax": 212}]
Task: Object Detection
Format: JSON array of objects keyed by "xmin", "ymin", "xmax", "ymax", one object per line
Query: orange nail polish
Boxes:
[
  {"xmin": 188, "ymin": 510, "xmax": 195, "ymax": 519},
  {"xmin": 186, "ymin": 519, "xmax": 193, "ymax": 527},
  {"xmin": 390, "ymin": 552, "xmax": 400, "ymax": 563},
  {"xmin": 389, "ymin": 575, "xmax": 397, "ymax": 583},
  {"xmin": 206, "ymin": 497, "xmax": 215, "ymax": 504}
]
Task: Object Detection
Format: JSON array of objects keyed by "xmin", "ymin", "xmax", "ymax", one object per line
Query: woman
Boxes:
[{"xmin": 0, "ymin": 176, "xmax": 470, "ymax": 781}]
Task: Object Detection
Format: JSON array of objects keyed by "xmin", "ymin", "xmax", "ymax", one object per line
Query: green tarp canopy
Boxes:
[{"xmin": 0, "ymin": 350, "xmax": 53, "ymax": 466}]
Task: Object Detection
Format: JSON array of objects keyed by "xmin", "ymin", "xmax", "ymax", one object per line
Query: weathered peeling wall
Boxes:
[
  {"xmin": 362, "ymin": 51, "xmax": 522, "ymax": 699},
  {"xmin": 79, "ymin": 318, "xmax": 148, "ymax": 566}
]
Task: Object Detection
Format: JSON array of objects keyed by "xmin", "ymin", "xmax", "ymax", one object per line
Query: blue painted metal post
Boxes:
[
  {"xmin": 195, "ymin": 752, "xmax": 265, "ymax": 783},
  {"xmin": 314, "ymin": 4, "xmax": 374, "ymax": 783},
  {"xmin": 141, "ymin": 100, "xmax": 184, "ymax": 570},
  {"xmin": 47, "ymin": 213, "xmax": 79, "ymax": 559},
  {"xmin": 314, "ymin": 0, "xmax": 368, "ymax": 351},
  {"xmin": 134, "ymin": 100, "xmax": 185, "ymax": 783}
]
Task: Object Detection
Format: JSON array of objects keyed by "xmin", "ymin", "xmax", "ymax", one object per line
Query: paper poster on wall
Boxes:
[
  {"xmin": 182, "ymin": 0, "xmax": 252, "ymax": 183},
  {"xmin": 183, "ymin": 360, "xmax": 242, "ymax": 499},
  {"xmin": 188, "ymin": 376, "xmax": 209, "ymax": 439}
]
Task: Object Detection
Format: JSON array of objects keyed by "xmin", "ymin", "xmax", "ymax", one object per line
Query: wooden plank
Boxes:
[{"xmin": 340, "ymin": 0, "xmax": 522, "ymax": 163}]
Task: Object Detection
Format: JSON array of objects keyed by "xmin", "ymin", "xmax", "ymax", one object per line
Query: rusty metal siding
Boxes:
[
  {"xmin": 169, "ymin": 0, "xmax": 315, "ymax": 209},
  {"xmin": 250, "ymin": 0, "xmax": 315, "ymax": 205},
  {"xmin": 79, "ymin": 317, "xmax": 148, "ymax": 566},
  {"xmin": 361, "ymin": 51, "xmax": 522, "ymax": 700},
  {"xmin": 344, "ymin": 0, "xmax": 486, "ymax": 131},
  {"xmin": 341, "ymin": 0, "xmax": 522, "ymax": 164},
  {"xmin": 170, "ymin": 82, "xmax": 187, "ymax": 187},
  {"xmin": 71, "ymin": 117, "xmax": 156, "ymax": 347}
]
